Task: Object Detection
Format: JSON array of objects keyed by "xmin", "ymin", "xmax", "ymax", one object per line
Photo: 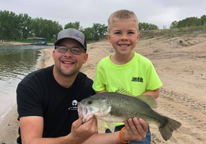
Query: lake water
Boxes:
[{"xmin": 0, "ymin": 45, "xmax": 54, "ymax": 123}]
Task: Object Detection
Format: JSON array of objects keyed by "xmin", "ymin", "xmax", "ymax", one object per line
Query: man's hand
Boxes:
[
  {"xmin": 69, "ymin": 116, "xmax": 98, "ymax": 143},
  {"xmin": 122, "ymin": 117, "xmax": 148, "ymax": 142}
]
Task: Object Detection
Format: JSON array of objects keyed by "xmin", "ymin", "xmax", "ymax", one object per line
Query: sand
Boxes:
[
  {"xmin": 1, "ymin": 33, "xmax": 206, "ymax": 144},
  {"xmin": 0, "ymin": 41, "xmax": 29, "ymax": 46}
]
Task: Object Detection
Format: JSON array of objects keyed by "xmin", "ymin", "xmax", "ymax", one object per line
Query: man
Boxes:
[{"xmin": 16, "ymin": 28, "xmax": 148, "ymax": 144}]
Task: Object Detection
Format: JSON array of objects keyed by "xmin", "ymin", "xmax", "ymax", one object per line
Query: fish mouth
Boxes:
[{"xmin": 78, "ymin": 103, "xmax": 94, "ymax": 122}]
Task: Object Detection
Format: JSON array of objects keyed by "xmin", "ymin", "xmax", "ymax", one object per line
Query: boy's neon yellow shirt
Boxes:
[{"xmin": 92, "ymin": 52, "xmax": 163, "ymax": 128}]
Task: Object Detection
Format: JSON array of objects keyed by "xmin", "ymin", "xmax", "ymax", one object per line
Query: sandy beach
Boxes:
[
  {"xmin": 1, "ymin": 32, "xmax": 206, "ymax": 144},
  {"xmin": 0, "ymin": 41, "xmax": 29, "ymax": 46}
]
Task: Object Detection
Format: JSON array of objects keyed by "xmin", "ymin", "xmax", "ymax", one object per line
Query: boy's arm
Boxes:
[
  {"xmin": 142, "ymin": 88, "xmax": 160, "ymax": 99},
  {"xmin": 95, "ymin": 90, "xmax": 106, "ymax": 94}
]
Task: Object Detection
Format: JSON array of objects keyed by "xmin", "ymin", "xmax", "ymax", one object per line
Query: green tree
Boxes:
[
  {"xmin": 0, "ymin": 21, "xmax": 2, "ymax": 40},
  {"xmin": 18, "ymin": 13, "xmax": 33, "ymax": 39},
  {"xmin": 32, "ymin": 18, "xmax": 62, "ymax": 40},
  {"xmin": 139, "ymin": 22, "xmax": 158, "ymax": 30},
  {"xmin": 82, "ymin": 27, "xmax": 94, "ymax": 40},
  {"xmin": 46, "ymin": 21, "xmax": 63, "ymax": 41},
  {"xmin": 148, "ymin": 24, "xmax": 159, "ymax": 30},
  {"xmin": 170, "ymin": 21, "xmax": 178, "ymax": 29},
  {"xmin": 0, "ymin": 10, "xmax": 63, "ymax": 41},
  {"xmin": 201, "ymin": 15, "xmax": 206, "ymax": 26},
  {"xmin": 177, "ymin": 17, "xmax": 202, "ymax": 28},
  {"xmin": 32, "ymin": 18, "xmax": 44, "ymax": 37},
  {"xmin": 64, "ymin": 21, "xmax": 82, "ymax": 30},
  {"xmin": 91, "ymin": 23, "xmax": 107, "ymax": 41},
  {"xmin": 0, "ymin": 10, "xmax": 21, "ymax": 40}
]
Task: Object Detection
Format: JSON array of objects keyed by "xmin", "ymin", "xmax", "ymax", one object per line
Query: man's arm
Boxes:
[
  {"xmin": 142, "ymin": 88, "xmax": 160, "ymax": 99},
  {"xmin": 20, "ymin": 116, "xmax": 147, "ymax": 144},
  {"xmin": 20, "ymin": 116, "xmax": 97, "ymax": 144}
]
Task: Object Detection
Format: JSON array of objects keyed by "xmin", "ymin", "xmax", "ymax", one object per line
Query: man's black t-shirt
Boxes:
[{"xmin": 16, "ymin": 66, "xmax": 95, "ymax": 143}]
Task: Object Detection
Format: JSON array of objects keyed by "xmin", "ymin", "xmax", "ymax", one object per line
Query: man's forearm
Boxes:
[{"xmin": 26, "ymin": 134, "xmax": 83, "ymax": 144}]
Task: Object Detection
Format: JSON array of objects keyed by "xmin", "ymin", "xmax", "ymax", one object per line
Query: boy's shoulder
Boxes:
[
  {"xmin": 135, "ymin": 52, "xmax": 152, "ymax": 64},
  {"xmin": 97, "ymin": 52, "xmax": 153, "ymax": 67}
]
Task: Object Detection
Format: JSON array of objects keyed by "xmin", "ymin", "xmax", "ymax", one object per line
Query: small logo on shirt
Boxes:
[
  {"xmin": 68, "ymin": 100, "xmax": 78, "ymax": 110},
  {"xmin": 131, "ymin": 77, "xmax": 143, "ymax": 83}
]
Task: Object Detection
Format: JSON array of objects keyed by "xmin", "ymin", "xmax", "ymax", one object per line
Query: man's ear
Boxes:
[
  {"xmin": 83, "ymin": 53, "xmax": 88, "ymax": 64},
  {"xmin": 52, "ymin": 50, "xmax": 55, "ymax": 59}
]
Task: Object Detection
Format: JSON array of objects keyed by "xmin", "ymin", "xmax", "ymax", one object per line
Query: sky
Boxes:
[{"xmin": 0, "ymin": 0, "xmax": 206, "ymax": 29}]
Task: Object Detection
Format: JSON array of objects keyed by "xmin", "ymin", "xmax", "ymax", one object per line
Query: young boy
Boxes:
[{"xmin": 92, "ymin": 10, "xmax": 163, "ymax": 143}]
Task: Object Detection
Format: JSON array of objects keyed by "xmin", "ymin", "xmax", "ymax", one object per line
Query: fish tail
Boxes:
[{"xmin": 159, "ymin": 117, "xmax": 181, "ymax": 141}]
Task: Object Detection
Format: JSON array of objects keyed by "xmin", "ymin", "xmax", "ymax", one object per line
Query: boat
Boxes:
[{"xmin": 27, "ymin": 37, "xmax": 47, "ymax": 45}]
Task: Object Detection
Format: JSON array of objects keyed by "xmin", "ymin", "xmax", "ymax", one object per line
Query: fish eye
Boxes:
[{"xmin": 88, "ymin": 100, "xmax": 92, "ymax": 104}]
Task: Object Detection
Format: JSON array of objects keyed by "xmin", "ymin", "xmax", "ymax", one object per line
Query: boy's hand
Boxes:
[
  {"xmin": 70, "ymin": 116, "xmax": 98, "ymax": 143},
  {"xmin": 122, "ymin": 117, "xmax": 148, "ymax": 142}
]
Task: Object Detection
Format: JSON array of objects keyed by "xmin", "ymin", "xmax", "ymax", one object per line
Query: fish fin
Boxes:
[
  {"xmin": 115, "ymin": 89, "xmax": 157, "ymax": 109},
  {"xmin": 159, "ymin": 117, "xmax": 181, "ymax": 141},
  {"xmin": 115, "ymin": 88, "xmax": 132, "ymax": 96},
  {"xmin": 137, "ymin": 95, "xmax": 158, "ymax": 109},
  {"xmin": 106, "ymin": 122, "xmax": 115, "ymax": 132}
]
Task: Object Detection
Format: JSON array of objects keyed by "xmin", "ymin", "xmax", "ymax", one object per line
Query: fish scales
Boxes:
[
  {"xmin": 104, "ymin": 93, "xmax": 163, "ymax": 125},
  {"xmin": 78, "ymin": 92, "xmax": 181, "ymax": 141}
]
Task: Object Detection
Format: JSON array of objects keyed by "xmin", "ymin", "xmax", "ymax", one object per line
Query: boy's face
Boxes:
[{"xmin": 107, "ymin": 20, "xmax": 140, "ymax": 55}]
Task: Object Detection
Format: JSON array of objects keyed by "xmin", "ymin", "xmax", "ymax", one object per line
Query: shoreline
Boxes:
[
  {"xmin": 0, "ymin": 48, "xmax": 54, "ymax": 125},
  {"xmin": 0, "ymin": 104, "xmax": 19, "ymax": 143},
  {"xmin": 0, "ymin": 42, "xmax": 30, "ymax": 46},
  {"xmin": 0, "ymin": 48, "xmax": 54, "ymax": 143},
  {"xmin": 0, "ymin": 41, "xmax": 54, "ymax": 46},
  {"xmin": 37, "ymin": 49, "xmax": 54, "ymax": 69}
]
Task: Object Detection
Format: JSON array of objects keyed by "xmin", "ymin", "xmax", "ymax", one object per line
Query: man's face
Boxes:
[{"xmin": 52, "ymin": 39, "xmax": 88, "ymax": 77}]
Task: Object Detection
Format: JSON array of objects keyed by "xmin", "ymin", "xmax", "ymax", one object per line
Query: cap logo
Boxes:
[{"xmin": 73, "ymin": 33, "xmax": 83, "ymax": 42}]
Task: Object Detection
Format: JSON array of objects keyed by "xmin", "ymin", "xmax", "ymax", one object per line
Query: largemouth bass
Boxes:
[{"xmin": 78, "ymin": 92, "xmax": 181, "ymax": 141}]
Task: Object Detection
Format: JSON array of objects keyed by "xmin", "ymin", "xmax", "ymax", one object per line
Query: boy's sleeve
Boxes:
[
  {"xmin": 92, "ymin": 62, "xmax": 106, "ymax": 92},
  {"xmin": 146, "ymin": 62, "xmax": 163, "ymax": 90}
]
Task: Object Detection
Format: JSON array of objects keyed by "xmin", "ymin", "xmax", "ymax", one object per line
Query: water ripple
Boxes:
[{"xmin": 0, "ymin": 45, "xmax": 53, "ymax": 122}]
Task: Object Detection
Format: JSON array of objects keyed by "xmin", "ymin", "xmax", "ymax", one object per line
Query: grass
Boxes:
[{"xmin": 140, "ymin": 26, "xmax": 206, "ymax": 39}]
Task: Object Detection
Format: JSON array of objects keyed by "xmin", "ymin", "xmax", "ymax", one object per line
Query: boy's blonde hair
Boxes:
[{"xmin": 107, "ymin": 9, "xmax": 139, "ymax": 32}]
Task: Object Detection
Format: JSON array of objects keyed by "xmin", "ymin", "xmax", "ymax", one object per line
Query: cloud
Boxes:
[{"xmin": 0, "ymin": 0, "xmax": 205, "ymax": 29}]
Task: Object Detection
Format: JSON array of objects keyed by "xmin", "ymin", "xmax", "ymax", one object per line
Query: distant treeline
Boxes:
[
  {"xmin": 1, "ymin": 10, "xmax": 205, "ymax": 42},
  {"xmin": 0, "ymin": 11, "xmax": 62, "ymax": 41},
  {"xmin": 0, "ymin": 10, "xmax": 160, "ymax": 41},
  {"xmin": 170, "ymin": 15, "xmax": 206, "ymax": 29}
]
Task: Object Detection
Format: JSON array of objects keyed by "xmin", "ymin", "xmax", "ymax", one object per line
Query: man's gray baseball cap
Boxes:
[{"xmin": 54, "ymin": 28, "xmax": 87, "ymax": 51}]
